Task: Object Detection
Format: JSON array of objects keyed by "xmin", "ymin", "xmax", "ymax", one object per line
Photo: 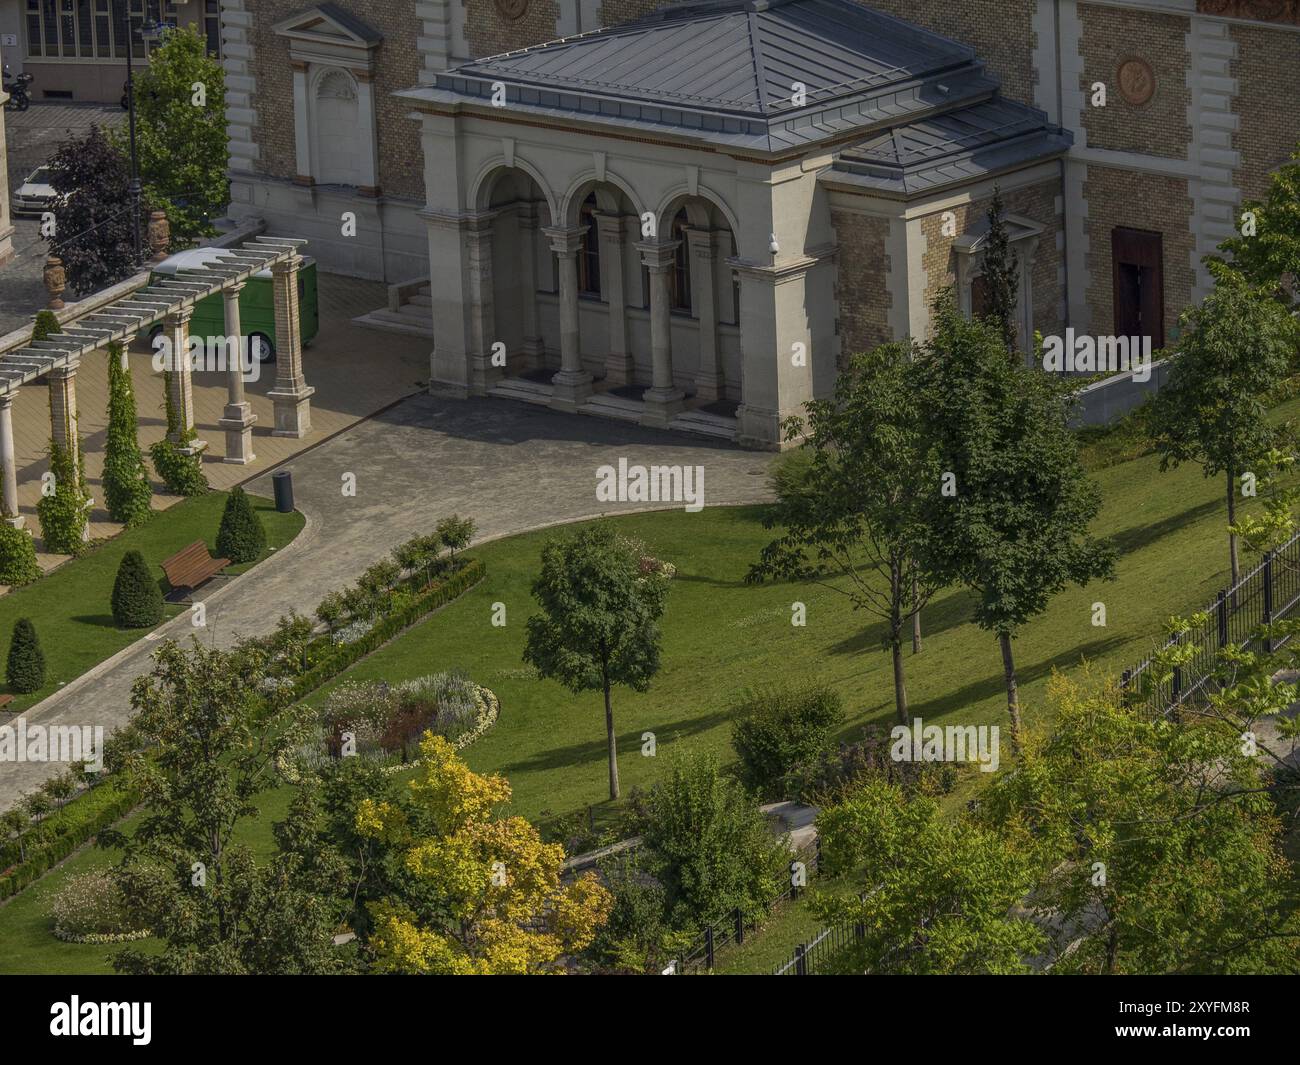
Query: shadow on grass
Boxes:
[{"xmin": 1108, "ymin": 497, "xmax": 1222, "ymax": 558}]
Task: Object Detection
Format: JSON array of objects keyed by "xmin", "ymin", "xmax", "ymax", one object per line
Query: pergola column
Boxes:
[
  {"xmin": 637, "ymin": 240, "xmax": 685, "ymax": 428},
  {"xmin": 268, "ymin": 253, "xmax": 315, "ymax": 438},
  {"xmin": 163, "ymin": 308, "xmax": 198, "ymax": 444},
  {"xmin": 543, "ymin": 224, "xmax": 593, "ymax": 412},
  {"xmin": 686, "ymin": 226, "xmax": 724, "ymax": 402},
  {"xmin": 218, "ymin": 282, "xmax": 257, "ymax": 464},
  {"xmin": 595, "ymin": 211, "xmax": 633, "ymax": 387},
  {"xmin": 0, "ymin": 394, "xmax": 22, "ymax": 528},
  {"xmin": 516, "ymin": 202, "xmax": 545, "ymax": 371},
  {"xmin": 47, "ymin": 358, "xmax": 80, "ymax": 477},
  {"xmin": 466, "ymin": 215, "xmax": 501, "ymax": 393}
]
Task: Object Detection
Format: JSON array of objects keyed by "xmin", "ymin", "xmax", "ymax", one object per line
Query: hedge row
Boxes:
[
  {"xmin": 0, "ymin": 783, "xmax": 139, "ymax": 900},
  {"xmin": 287, "ymin": 557, "xmax": 485, "ymax": 701}
]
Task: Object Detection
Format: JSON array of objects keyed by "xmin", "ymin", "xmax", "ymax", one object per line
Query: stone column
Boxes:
[
  {"xmin": 268, "ymin": 253, "xmax": 315, "ymax": 438},
  {"xmin": 595, "ymin": 211, "xmax": 633, "ymax": 387},
  {"xmin": 290, "ymin": 61, "xmax": 313, "ymax": 186},
  {"xmin": 543, "ymin": 225, "xmax": 593, "ymax": 412},
  {"xmin": 687, "ymin": 227, "xmax": 723, "ymax": 402},
  {"xmin": 466, "ymin": 216, "xmax": 501, "ymax": 393},
  {"xmin": 163, "ymin": 308, "xmax": 200, "ymax": 445},
  {"xmin": 218, "ymin": 283, "xmax": 257, "ymax": 464},
  {"xmin": 637, "ymin": 240, "xmax": 685, "ymax": 428},
  {"xmin": 0, "ymin": 394, "xmax": 22, "ymax": 528},
  {"xmin": 516, "ymin": 202, "xmax": 545, "ymax": 371},
  {"xmin": 48, "ymin": 360, "xmax": 89, "ymax": 540}
]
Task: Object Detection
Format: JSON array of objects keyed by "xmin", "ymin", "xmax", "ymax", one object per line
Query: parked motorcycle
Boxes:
[{"xmin": 3, "ymin": 67, "xmax": 33, "ymax": 112}]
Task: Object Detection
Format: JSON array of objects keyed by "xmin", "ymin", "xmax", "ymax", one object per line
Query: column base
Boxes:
[
  {"xmin": 640, "ymin": 386, "xmax": 685, "ymax": 429},
  {"xmin": 4, "ymin": 515, "xmax": 25, "ymax": 530},
  {"xmin": 220, "ymin": 404, "xmax": 257, "ymax": 464},
  {"xmin": 550, "ymin": 369, "xmax": 593, "ymax": 413},
  {"xmin": 269, "ymin": 385, "xmax": 315, "ymax": 438},
  {"xmin": 469, "ymin": 354, "xmax": 504, "ymax": 396},
  {"xmin": 519, "ymin": 338, "xmax": 546, "ymax": 374},
  {"xmin": 694, "ymin": 371, "xmax": 726, "ymax": 404},
  {"xmin": 604, "ymin": 352, "xmax": 636, "ymax": 388},
  {"xmin": 735, "ymin": 403, "xmax": 786, "ymax": 451}
]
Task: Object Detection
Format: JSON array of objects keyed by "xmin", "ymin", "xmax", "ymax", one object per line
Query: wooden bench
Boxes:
[
  {"xmin": 161, "ymin": 540, "xmax": 230, "ymax": 596},
  {"xmin": 0, "ymin": 694, "xmax": 13, "ymax": 711}
]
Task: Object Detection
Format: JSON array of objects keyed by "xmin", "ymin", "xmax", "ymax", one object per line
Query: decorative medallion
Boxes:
[
  {"xmin": 495, "ymin": 0, "xmax": 530, "ymax": 20},
  {"xmin": 1117, "ymin": 57, "xmax": 1155, "ymax": 107}
]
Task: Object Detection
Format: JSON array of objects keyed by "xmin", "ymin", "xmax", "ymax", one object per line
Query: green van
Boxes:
[{"xmin": 141, "ymin": 246, "xmax": 320, "ymax": 362}]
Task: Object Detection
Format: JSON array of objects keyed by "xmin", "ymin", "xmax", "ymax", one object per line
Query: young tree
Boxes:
[
  {"xmin": 215, "ymin": 486, "xmax": 266, "ymax": 564},
  {"xmin": 435, "ymin": 514, "xmax": 476, "ymax": 565},
  {"xmin": 111, "ymin": 550, "xmax": 163, "ymax": 629},
  {"xmin": 749, "ymin": 343, "xmax": 940, "ymax": 725},
  {"xmin": 116, "ymin": 26, "xmax": 228, "ymax": 245},
  {"xmin": 1207, "ymin": 141, "xmax": 1300, "ymax": 305},
  {"xmin": 523, "ymin": 523, "xmax": 669, "ymax": 799},
  {"xmin": 6, "ymin": 618, "xmax": 46, "ymax": 694},
  {"xmin": 980, "ymin": 186, "xmax": 1021, "ymax": 356},
  {"xmin": 47, "ymin": 126, "xmax": 140, "ymax": 294},
  {"xmin": 102, "ymin": 344, "xmax": 153, "ymax": 527},
  {"xmin": 1149, "ymin": 276, "xmax": 1298, "ymax": 593},
  {"xmin": 357, "ymin": 733, "xmax": 612, "ymax": 974},
  {"xmin": 103, "ymin": 639, "xmax": 342, "ymax": 974},
  {"xmin": 915, "ymin": 300, "xmax": 1115, "ymax": 741}
]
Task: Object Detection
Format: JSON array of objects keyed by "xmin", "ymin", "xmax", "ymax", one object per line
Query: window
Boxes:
[
  {"xmin": 970, "ymin": 274, "xmax": 989, "ymax": 318},
  {"xmin": 24, "ymin": 0, "xmax": 167, "ymax": 61},
  {"xmin": 670, "ymin": 210, "xmax": 692, "ymax": 314},
  {"xmin": 577, "ymin": 194, "xmax": 601, "ymax": 298},
  {"xmin": 1111, "ymin": 227, "xmax": 1164, "ymax": 349},
  {"xmin": 204, "ymin": 0, "xmax": 220, "ymax": 57}
]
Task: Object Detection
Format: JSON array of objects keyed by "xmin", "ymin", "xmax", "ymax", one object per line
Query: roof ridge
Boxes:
[{"xmin": 746, "ymin": 10, "xmax": 771, "ymax": 114}]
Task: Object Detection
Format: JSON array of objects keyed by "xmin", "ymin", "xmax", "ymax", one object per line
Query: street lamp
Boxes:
[{"xmin": 124, "ymin": 17, "xmax": 166, "ymax": 266}]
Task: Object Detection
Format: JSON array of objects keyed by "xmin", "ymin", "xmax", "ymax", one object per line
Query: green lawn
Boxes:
[
  {"xmin": 0, "ymin": 410, "xmax": 1280, "ymax": 974},
  {"xmin": 0, "ymin": 492, "xmax": 304, "ymax": 711}
]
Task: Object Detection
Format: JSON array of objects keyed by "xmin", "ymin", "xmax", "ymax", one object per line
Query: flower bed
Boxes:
[{"xmin": 48, "ymin": 869, "xmax": 150, "ymax": 943}]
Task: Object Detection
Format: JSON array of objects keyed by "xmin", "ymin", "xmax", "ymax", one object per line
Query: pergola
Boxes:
[{"xmin": 0, "ymin": 236, "xmax": 316, "ymax": 532}]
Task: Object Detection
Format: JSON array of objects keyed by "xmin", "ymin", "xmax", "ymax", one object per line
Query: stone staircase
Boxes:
[{"xmin": 352, "ymin": 278, "xmax": 434, "ymax": 338}]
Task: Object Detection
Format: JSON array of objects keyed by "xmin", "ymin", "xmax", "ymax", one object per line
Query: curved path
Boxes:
[{"xmin": 0, "ymin": 393, "xmax": 774, "ymax": 809}]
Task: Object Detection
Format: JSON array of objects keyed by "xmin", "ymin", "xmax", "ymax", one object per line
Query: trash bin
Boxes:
[{"xmin": 272, "ymin": 469, "xmax": 294, "ymax": 513}]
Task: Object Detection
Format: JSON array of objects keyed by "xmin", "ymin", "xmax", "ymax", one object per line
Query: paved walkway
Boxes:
[{"xmin": 0, "ymin": 392, "xmax": 774, "ymax": 809}]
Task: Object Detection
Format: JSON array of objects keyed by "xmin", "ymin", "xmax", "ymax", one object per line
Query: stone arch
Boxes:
[
  {"xmin": 653, "ymin": 184, "xmax": 741, "ymax": 240},
  {"xmin": 559, "ymin": 170, "xmax": 647, "ymax": 229},
  {"xmin": 471, "ymin": 157, "xmax": 558, "ymax": 221}
]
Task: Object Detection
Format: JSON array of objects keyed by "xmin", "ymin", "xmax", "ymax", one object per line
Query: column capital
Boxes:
[
  {"xmin": 164, "ymin": 306, "xmax": 194, "ymax": 326},
  {"xmin": 49, "ymin": 358, "xmax": 80, "ymax": 379},
  {"xmin": 593, "ymin": 212, "xmax": 626, "ymax": 242},
  {"xmin": 271, "ymin": 253, "xmax": 302, "ymax": 277},
  {"xmin": 636, "ymin": 239, "xmax": 680, "ymax": 272},
  {"xmin": 223, "ymin": 281, "xmax": 246, "ymax": 298},
  {"xmin": 0, "ymin": 391, "xmax": 15, "ymax": 410},
  {"xmin": 543, "ymin": 224, "xmax": 586, "ymax": 257},
  {"xmin": 684, "ymin": 226, "xmax": 718, "ymax": 260}
]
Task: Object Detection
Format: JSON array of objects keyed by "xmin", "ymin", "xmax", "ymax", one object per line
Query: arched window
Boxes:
[
  {"xmin": 578, "ymin": 193, "xmax": 601, "ymax": 298},
  {"xmin": 313, "ymin": 69, "xmax": 360, "ymax": 187},
  {"xmin": 670, "ymin": 210, "xmax": 692, "ymax": 314}
]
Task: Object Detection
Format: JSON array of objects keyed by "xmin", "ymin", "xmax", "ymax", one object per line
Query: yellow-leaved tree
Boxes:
[{"xmin": 356, "ymin": 733, "xmax": 612, "ymax": 974}]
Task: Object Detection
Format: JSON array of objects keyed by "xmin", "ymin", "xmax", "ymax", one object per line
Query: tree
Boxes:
[
  {"xmin": 111, "ymin": 550, "xmax": 163, "ymax": 629},
  {"xmin": 435, "ymin": 514, "xmax": 475, "ymax": 565},
  {"xmin": 634, "ymin": 750, "xmax": 789, "ymax": 929},
  {"xmin": 6, "ymin": 618, "xmax": 45, "ymax": 694},
  {"xmin": 980, "ymin": 186, "xmax": 1021, "ymax": 355},
  {"xmin": 981, "ymin": 669, "xmax": 1300, "ymax": 974},
  {"xmin": 31, "ymin": 310, "xmax": 59, "ymax": 343},
  {"xmin": 1207, "ymin": 140, "xmax": 1300, "ymax": 306},
  {"xmin": 749, "ymin": 343, "xmax": 940, "ymax": 725},
  {"xmin": 0, "ymin": 525, "xmax": 40, "ymax": 587},
  {"xmin": 356, "ymin": 733, "xmax": 612, "ymax": 974},
  {"xmin": 813, "ymin": 779, "xmax": 1046, "ymax": 974},
  {"xmin": 36, "ymin": 427, "xmax": 89, "ymax": 556},
  {"xmin": 115, "ymin": 26, "xmax": 228, "ymax": 245},
  {"xmin": 102, "ymin": 344, "xmax": 152, "ymax": 527},
  {"xmin": 523, "ymin": 523, "xmax": 669, "ymax": 799},
  {"xmin": 914, "ymin": 299, "xmax": 1115, "ymax": 741},
  {"xmin": 1149, "ymin": 275, "xmax": 1298, "ymax": 594},
  {"xmin": 47, "ymin": 125, "xmax": 141, "ymax": 294},
  {"xmin": 215, "ymin": 486, "xmax": 266, "ymax": 564},
  {"xmin": 103, "ymin": 639, "xmax": 342, "ymax": 974}
]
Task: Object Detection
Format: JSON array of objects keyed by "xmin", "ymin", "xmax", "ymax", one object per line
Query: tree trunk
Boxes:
[
  {"xmin": 999, "ymin": 631, "xmax": 1022, "ymax": 743},
  {"xmin": 603, "ymin": 677, "xmax": 620, "ymax": 800},
  {"xmin": 890, "ymin": 561, "xmax": 910, "ymax": 725},
  {"xmin": 911, "ymin": 576, "xmax": 922, "ymax": 655},
  {"xmin": 1227, "ymin": 467, "xmax": 1240, "ymax": 606}
]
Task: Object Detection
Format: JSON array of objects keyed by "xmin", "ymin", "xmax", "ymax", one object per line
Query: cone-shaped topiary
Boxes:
[
  {"xmin": 31, "ymin": 310, "xmax": 60, "ymax": 343},
  {"xmin": 102, "ymin": 344, "xmax": 153, "ymax": 527},
  {"xmin": 111, "ymin": 549, "xmax": 163, "ymax": 629},
  {"xmin": 215, "ymin": 487, "xmax": 265, "ymax": 564},
  {"xmin": 0, "ymin": 524, "xmax": 40, "ymax": 587},
  {"xmin": 6, "ymin": 617, "xmax": 46, "ymax": 694}
]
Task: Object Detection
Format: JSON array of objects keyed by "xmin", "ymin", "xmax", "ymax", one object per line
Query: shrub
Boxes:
[
  {"xmin": 586, "ymin": 852, "xmax": 692, "ymax": 974},
  {"xmin": 149, "ymin": 439, "xmax": 208, "ymax": 497},
  {"xmin": 111, "ymin": 550, "xmax": 163, "ymax": 628},
  {"xmin": 730, "ymin": 684, "xmax": 844, "ymax": 800},
  {"xmin": 6, "ymin": 618, "xmax": 46, "ymax": 693},
  {"xmin": 784, "ymin": 725, "xmax": 959, "ymax": 805},
  {"xmin": 102, "ymin": 344, "xmax": 153, "ymax": 527},
  {"xmin": 0, "ymin": 524, "xmax": 40, "ymax": 586},
  {"xmin": 48, "ymin": 869, "xmax": 149, "ymax": 943},
  {"xmin": 215, "ymin": 486, "xmax": 265, "ymax": 563},
  {"xmin": 36, "ymin": 441, "xmax": 88, "ymax": 555},
  {"xmin": 31, "ymin": 309, "xmax": 60, "ymax": 343}
]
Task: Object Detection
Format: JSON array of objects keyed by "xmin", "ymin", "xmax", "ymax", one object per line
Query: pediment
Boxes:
[{"xmin": 273, "ymin": 3, "xmax": 382, "ymax": 51}]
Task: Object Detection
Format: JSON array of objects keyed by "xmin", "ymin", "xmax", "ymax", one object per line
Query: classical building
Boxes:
[{"xmin": 222, "ymin": 0, "xmax": 1300, "ymax": 447}]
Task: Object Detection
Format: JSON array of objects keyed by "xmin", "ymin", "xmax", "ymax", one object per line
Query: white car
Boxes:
[{"xmin": 11, "ymin": 165, "xmax": 57, "ymax": 217}]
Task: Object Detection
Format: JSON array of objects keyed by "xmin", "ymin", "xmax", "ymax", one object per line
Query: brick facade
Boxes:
[
  {"xmin": 465, "ymin": 0, "xmax": 561, "ymax": 57},
  {"xmin": 1229, "ymin": 23, "xmax": 1300, "ymax": 200},
  {"xmin": 599, "ymin": 0, "xmax": 663, "ymax": 25},
  {"xmin": 830, "ymin": 210, "xmax": 892, "ymax": 359},
  {"xmin": 1083, "ymin": 166, "xmax": 1194, "ymax": 344},
  {"xmin": 1078, "ymin": 4, "xmax": 1192, "ymax": 159}
]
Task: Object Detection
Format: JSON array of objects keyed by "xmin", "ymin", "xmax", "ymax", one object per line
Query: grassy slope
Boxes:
[{"xmin": 0, "ymin": 493, "xmax": 304, "ymax": 710}]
